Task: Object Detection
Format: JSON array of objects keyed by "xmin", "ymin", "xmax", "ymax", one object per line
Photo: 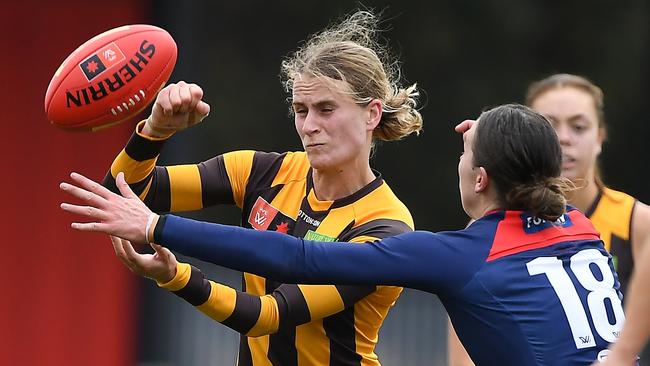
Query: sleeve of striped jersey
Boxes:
[
  {"xmin": 159, "ymin": 262, "xmax": 315, "ymax": 336},
  {"xmin": 102, "ymin": 122, "xmax": 255, "ymax": 212},
  {"xmin": 155, "ymin": 215, "xmax": 480, "ymax": 295}
]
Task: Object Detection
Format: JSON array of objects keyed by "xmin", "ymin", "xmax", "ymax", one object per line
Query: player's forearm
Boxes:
[
  {"xmin": 103, "ymin": 120, "xmax": 168, "ymax": 203},
  {"xmin": 158, "ymin": 262, "xmax": 280, "ymax": 336},
  {"xmin": 153, "ymin": 214, "xmax": 416, "ymax": 287}
]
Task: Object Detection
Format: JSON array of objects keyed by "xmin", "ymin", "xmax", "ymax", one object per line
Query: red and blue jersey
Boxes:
[{"xmin": 153, "ymin": 207, "xmax": 628, "ymax": 365}]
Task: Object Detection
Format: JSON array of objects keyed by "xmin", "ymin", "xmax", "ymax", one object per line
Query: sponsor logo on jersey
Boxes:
[
  {"xmin": 248, "ymin": 196, "xmax": 295, "ymax": 233},
  {"xmin": 522, "ymin": 212, "xmax": 573, "ymax": 234},
  {"xmin": 304, "ymin": 230, "xmax": 336, "ymax": 242},
  {"xmin": 298, "ymin": 209, "xmax": 321, "ymax": 227}
]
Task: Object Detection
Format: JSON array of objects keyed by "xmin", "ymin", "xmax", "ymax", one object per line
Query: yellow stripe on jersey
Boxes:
[
  {"xmin": 298, "ymin": 284, "xmax": 345, "ymax": 319},
  {"xmin": 271, "ymin": 152, "xmax": 311, "ymax": 186},
  {"xmin": 110, "ymin": 149, "xmax": 157, "ymax": 185},
  {"xmin": 248, "ymin": 337, "xmax": 272, "ymax": 366},
  {"xmin": 591, "ymin": 187, "xmax": 635, "ymax": 251},
  {"xmin": 157, "ymin": 262, "xmax": 192, "ymax": 291},
  {"xmin": 296, "ymin": 319, "xmax": 329, "ymax": 365},
  {"xmin": 197, "ymin": 282, "xmax": 237, "ymax": 322},
  {"xmin": 246, "ymin": 295, "xmax": 280, "ymax": 337},
  {"xmin": 223, "ymin": 150, "xmax": 255, "ymax": 208},
  {"xmin": 166, "ymin": 164, "xmax": 203, "ymax": 212}
]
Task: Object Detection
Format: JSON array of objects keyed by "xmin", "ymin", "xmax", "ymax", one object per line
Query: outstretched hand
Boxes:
[
  {"xmin": 60, "ymin": 171, "xmax": 155, "ymax": 244},
  {"xmin": 110, "ymin": 236, "xmax": 177, "ymax": 283}
]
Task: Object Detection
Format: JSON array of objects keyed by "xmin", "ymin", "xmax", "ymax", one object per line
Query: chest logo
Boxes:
[
  {"xmin": 304, "ymin": 230, "xmax": 336, "ymax": 242},
  {"xmin": 248, "ymin": 196, "xmax": 295, "ymax": 233}
]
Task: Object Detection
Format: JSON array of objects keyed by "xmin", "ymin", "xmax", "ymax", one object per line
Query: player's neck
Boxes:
[
  {"xmin": 311, "ymin": 164, "xmax": 375, "ymax": 201},
  {"xmin": 568, "ymin": 178, "xmax": 601, "ymax": 214}
]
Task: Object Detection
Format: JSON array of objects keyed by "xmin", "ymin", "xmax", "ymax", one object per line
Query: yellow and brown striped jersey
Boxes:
[
  {"xmin": 585, "ymin": 187, "xmax": 637, "ymax": 295},
  {"xmin": 104, "ymin": 121, "xmax": 415, "ymax": 366}
]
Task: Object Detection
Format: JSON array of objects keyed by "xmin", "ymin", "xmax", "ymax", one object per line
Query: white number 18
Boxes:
[{"xmin": 527, "ymin": 248, "xmax": 624, "ymax": 349}]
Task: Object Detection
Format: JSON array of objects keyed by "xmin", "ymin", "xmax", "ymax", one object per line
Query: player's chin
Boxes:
[{"xmin": 305, "ymin": 153, "xmax": 333, "ymax": 171}]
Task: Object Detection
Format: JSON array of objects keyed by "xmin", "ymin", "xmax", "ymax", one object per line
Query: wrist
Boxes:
[
  {"xmin": 157, "ymin": 262, "xmax": 177, "ymax": 284},
  {"xmin": 141, "ymin": 117, "xmax": 174, "ymax": 139},
  {"xmin": 145, "ymin": 213, "xmax": 159, "ymax": 243}
]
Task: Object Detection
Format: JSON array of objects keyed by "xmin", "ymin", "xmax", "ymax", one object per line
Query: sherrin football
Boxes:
[{"xmin": 45, "ymin": 24, "xmax": 177, "ymax": 131}]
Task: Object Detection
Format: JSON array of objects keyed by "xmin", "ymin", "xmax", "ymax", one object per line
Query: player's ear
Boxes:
[
  {"xmin": 474, "ymin": 167, "xmax": 489, "ymax": 193},
  {"xmin": 366, "ymin": 99, "xmax": 382, "ymax": 131}
]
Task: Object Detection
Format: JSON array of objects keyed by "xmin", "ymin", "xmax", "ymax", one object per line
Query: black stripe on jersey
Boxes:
[
  {"xmin": 171, "ymin": 265, "xmax": 211, "ymax": 306},
  {"xmin": 198, "ymin": 155, "xmax": 235, "ymax": 206},
  {"xmin": 153, "ymin": 214, "xmax": 167, "ymax": 243},
  {"xmin": 273, "ymin": 285, "xmax": 311, "ymax": 328},
  {"xmin": 335, "ymin": 285, "xmax": 376, "ymax": 308},
  {"xmin": 124, "ymin": 130, "xmax": 167, "ymax": 161},
  {"xmin": 102, "ymin": 171, "xmax": 119, "ymax": 193},
  {"xmin": 221, "ymin": 292, "xmax": 262, "ymax": 334},
  {"xmin": 338, "ymin": 218, "xmax": 413, "ymax": 242},
  {"xmin": 266, "ymin": 278, "xmax": 299, "ymax": 365},
  {"xmin": 246, "ymin": 152, "xmax": 288, "ymax": 195},
  {"xmin": 143, "ymin": 166, "xmax": 171, "ymax": 212},
  {"xmin": 324, "ymin": 308, "xmax": 362, "ymax": 366},
  {"xmin": 611, "ymin": 233, "xmax": 633, "ymax": 297},
  {"xmin": 238, "ymin": 334, "xmax": 253, "ymax": 366},
  {"xmin": 292, "ymin": 198, "xmax": 333, "ymax": 237},
  {"xmin": 306, "ymin": 168, "xmax": 314, "ymax": 193},
  {"xmin": 331, "ymin": 170, "xmax": 383, "ymax": 209}
]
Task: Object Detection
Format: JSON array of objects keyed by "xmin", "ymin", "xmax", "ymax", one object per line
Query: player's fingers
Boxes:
[
  {"xmin": 70, "ymin": 221, "xmax": 110, "ymax": 234},
  {"xmin": 151, "ymin": 243, "xmax": 172, "ymax": 261},
  {"xmin": 69, "ymin": 172, "xmax": 114, "ymax": 200},
  {"xmin": 186, "ymin": 87, "xmax": 200, "ymax": 112},
  {"xmin": 195, "ymin": 101, "xmax": 210, "ymax": 120},
  {"xmin": 169, "ymin": 83, "xmax": 182, "ymax": 113},
  {"xmin": 115, "ymin": 172, "xmax": 140, "ymax": 200},
  {"xmin": 110, "ymin": 236, "xmax": 136, "ymax": 269},
  {"xmin": 121, "ymin": 238, "xmax": 148, "ymax": 268},
  {"xmin": 60, "ymin": 202, "xmax": 109, "ymax": 220},
  {"xmin": 454, "ymin": 119, "xmax": 475, "ymax": 134},
  {"xmin": 178, "ymin": 82, "xmax": 192, "ymax": 113},
  {"xmin": 156, "ymin": 86, "xmax": 173, "ymax": 116},
  {"xmin": 59, "ymin": 182, "xmax": 107, "ymax": 208},
  {"xmin": 188, "ymin": 84, "xmax": 204, "ymax": 104},
  {"xmin": 110, "ymin": 235, "xmax": 126, "ymax": 257}
]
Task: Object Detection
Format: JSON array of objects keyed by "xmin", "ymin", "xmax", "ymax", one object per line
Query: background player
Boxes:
[
  {"xmin": 97, "ymin": 10, "xmax": 423, "ymax": 366},
  {"xmin": 62, "ymin": 104, "xmax": 626, "ymax": 365},
  {"xmin": 527, "ymin": 73, "xmax": 650, "ymax": 296},
  {"xmin": 449, "ymin": 73, "xmax": 650, "ymax": 365}
]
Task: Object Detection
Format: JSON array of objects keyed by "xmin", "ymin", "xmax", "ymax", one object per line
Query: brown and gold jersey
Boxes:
[
  {"xmin": 586, "ymin": 187, "xmax": 636, "ymax": 295},
  {"xmin": 104, "ymin": 122, "xmax": 414, "ymax": 366}
]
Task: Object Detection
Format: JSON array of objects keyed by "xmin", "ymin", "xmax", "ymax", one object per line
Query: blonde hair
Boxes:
[{"xmin": 281, "ymin": 10, "xmax": 422, "ymax": 142}]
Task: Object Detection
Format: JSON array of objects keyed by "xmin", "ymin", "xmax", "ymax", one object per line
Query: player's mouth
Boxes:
[
  {"xmin": 561, "ymin": 155, "xmax": 577, "ymax": 169},
  {"xmin": 305, "ymin": 142, "xmax": 325, "ymax": 149}
]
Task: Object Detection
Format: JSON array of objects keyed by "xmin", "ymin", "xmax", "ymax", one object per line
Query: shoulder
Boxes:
[
  {"xmin": 632, "ymin": 200, "xmax": 650, "ymax": 249},
  {"xmin": 602, "ymin": 187, "xmax": 636, "ymax": 206},
  {"xmin": 227, "ymin": 150, "xmax": 309, "ymax": 186},
  {"xmin": 356, "ymin": 180, "xmax": 414, "ymax": 227}
]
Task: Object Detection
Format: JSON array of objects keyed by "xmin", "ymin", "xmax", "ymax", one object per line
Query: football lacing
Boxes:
[{"xmin": 110, "ymin": 89, "xmax": 146, "ymax": 115}]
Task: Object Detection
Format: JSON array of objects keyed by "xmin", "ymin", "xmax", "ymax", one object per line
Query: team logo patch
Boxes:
[
  {"xmin": 521, "ymin": 212, "xmax": 573, "ymax": 234},
  {"xmin": 79, "ymin": 42, "xmax": 126, "ymax": 81},
  {"xmin": 304, "ymin": 230, "xmax": 336, "ymax": 242},
  {"xmin": 248, "ymin": 196, "xmax": 295, "ymax": 233}
]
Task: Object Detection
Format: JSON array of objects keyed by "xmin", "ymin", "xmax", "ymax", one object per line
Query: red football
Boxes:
[{"xmin": 45, "ymin": 24, "xmax": 177, "ymax": 131}]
